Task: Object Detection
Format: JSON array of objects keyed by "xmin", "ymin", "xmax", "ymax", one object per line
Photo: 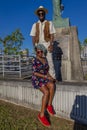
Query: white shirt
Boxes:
[
  {"xmin": 30, "ymin": 20, "xmax": 56, "ymax": 78},
  {"xmin": 30, "ymin": 20, "xmax": 56, "ymax": 44}
]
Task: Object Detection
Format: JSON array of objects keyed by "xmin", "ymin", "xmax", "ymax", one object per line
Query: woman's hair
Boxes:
[{"xmin": 35, "ymin": 44, "xmax": 47, "ymax": 55}]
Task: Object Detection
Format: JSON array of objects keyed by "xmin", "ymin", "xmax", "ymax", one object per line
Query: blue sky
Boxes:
[{"xmin": 0, "ymin": 0, "xmax": 87, "ymax": 54}]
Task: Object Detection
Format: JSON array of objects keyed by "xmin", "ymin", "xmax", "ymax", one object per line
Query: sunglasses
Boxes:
[
  {"xmin": 38, "ymin": 12, "xmax": 45, "ymax": 16},
  {"xmin": 37, "ymin": 50, "xmax": 43, "ymax": 54}
]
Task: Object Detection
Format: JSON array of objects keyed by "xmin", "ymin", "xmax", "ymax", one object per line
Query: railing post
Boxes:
[
  {"xmin": 2, "ymin": 55, "xmax": 4, "ymax": 78},
  {"xmin": 19, "ymin": 55, "xmax": 21, "ymax": 78}
]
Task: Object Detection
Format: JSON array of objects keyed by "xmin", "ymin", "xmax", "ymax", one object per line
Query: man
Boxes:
[
  {"xmin": 30, "ymin": 6, "xmax": 56, "ymax": 80},
  {"xmin": 52, "ymin": 41, "xmax": 63, "ymax": 82}
]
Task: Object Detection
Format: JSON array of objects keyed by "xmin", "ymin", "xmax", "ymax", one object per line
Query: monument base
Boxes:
[
  {"xmin": 54, "ymin": 26, "xmax": 84, "ymax": 81},
  {"xmin": 53, "ymin": 16, "xmax": 70, "ymax": 28}
]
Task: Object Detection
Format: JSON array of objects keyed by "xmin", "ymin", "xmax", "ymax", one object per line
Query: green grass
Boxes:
[{"xmin": 0, "ymin": 99, "xmax": 85, "ymax": 130}]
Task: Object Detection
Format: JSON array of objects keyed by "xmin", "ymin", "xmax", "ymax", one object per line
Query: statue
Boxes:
[
  {"xmin": 52, "ymin": 0, "xmax": 61, "ymax": 20},
  {"xmin": 52, "ymin": 0, "xmax": 70, "ymax": 27}
]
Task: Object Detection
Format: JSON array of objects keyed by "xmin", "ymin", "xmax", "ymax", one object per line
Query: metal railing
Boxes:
[
  {"xmin": 81, "ymin": 58, "xmax": 87, "ymax": 78},
  {"xmin": 0, "ymin": 55, "xmax": 33, "ymax": 79},
  {"xmin": 0, "ymin": 54, "xmax": 87, "ymax": 80}
]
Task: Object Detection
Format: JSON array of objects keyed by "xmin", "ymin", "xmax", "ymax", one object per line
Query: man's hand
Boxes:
[
  {"xmin": 48, "ymin": 44, "xmax": 53, "ymax": 52},
  {"xmin": 47, "ymin": 75, "xmax": 56, "ymax": 82}
]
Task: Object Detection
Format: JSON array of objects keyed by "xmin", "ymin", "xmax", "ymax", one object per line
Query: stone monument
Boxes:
[
  {"xmin": 52, "ymin": 0, "xmax": 70, "ymax": 27},
  {"xmin": 52, "ymin": 0, "xmax": 83, "ymax": 81}
]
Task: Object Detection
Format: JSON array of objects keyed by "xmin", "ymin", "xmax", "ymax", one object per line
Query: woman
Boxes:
[{"xmin": 32, "ymin": 44, "xmax": 55, "ymax": 127}]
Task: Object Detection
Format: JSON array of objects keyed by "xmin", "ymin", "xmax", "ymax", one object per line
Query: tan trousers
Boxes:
[
  {"xmin": 46, "ymin": 52, "xmax": 56, "ymax": 79},
  {"xmin": 39, "ymin": 42, "xmax": 56, "ymax": 79}
]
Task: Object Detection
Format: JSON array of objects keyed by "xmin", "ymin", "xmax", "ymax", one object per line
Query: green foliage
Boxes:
[
  {"xmin": 83, "ymin": 38, "xmax": 87, "ymax": 46},
  {"xmin": 78, "ymin": 40, "xmax": 82, "ymax": 50},
  {"xmin": 78, "ymin": 38, "xmax": 87, "ymax": 51},
  {"xmin": 25, "ymin": 48, "xmax": 29, "ymax": 56},
  {"xmin": 0, "ymin": 29, "xmax": 24, "ymax": 55}
]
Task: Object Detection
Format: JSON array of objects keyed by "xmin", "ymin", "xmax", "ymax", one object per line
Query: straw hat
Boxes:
[{"xmin": 35, "ymin": 6, "xmax": 48, "ymax": 15}]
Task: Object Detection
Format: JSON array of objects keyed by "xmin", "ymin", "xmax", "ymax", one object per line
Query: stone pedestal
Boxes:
[
  {"xmin": 54, "ymin": 26, "xmax": 84, "ymax": 81},
  {"xmin": 53, "ymin": 17, "xmax": 70, "ymax": 28}
]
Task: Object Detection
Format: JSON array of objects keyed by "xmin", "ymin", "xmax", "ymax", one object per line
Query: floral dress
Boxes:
[{"xmin": 32, "ymin": 57, "xmax": 49, "ymax": 89}]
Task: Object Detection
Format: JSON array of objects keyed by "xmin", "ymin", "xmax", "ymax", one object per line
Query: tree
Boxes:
[
  {"xmin": 11, "ymin": 29, "xmax": 24, "ymax": 55},
  {"xmin": 83, "ymin": 38, "xmax": 87, "ymax": 46},
  {"xmin": 0, "ymin": 35, "xmax": 12, "ymax": 54},
  {"xmin": 0, "ymin": 29, "xmax": 24, "ymax": 55},
  {"xmin": 25, "ymin": 48, "xmax": 29, "ymax": 56},
  {"xmin": 78, "ymin": 40, "xmax": 83, "ymax": 51}
]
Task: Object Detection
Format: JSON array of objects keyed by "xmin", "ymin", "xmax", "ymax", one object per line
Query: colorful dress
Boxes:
[
  {"xmin": 30, "ymin": 20, "xmax": 56, "ymax": 79},
  {"xmin": 32, "ymin": 57, "xmax": 49, "ymax": 89}
]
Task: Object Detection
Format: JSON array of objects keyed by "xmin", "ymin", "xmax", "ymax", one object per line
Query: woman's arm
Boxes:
[
  {"xmin": 34, "ymin": 72, "xmax": 47, "ymax": 79},
  {"xmin": 47, "ymin": 73, "xmax": 56, "ymax": 81},
  {"xmin": 32, "ymin": 58, "xmax": 47, "ymax": 79},
  {"xmin": 34, "ymin": 71, "xmax": 55, "ymax": 82}
]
